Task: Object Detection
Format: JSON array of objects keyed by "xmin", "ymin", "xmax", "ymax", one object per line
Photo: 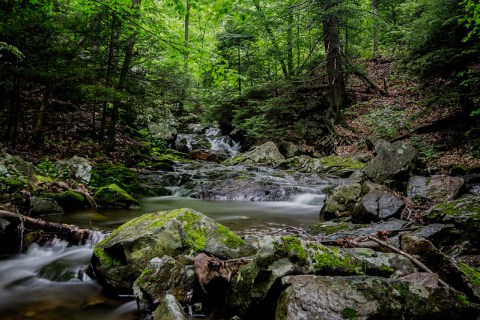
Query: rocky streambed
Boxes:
[{"xmin": 1, "ymin": 128, "xmax": 480, "ymax": 319}]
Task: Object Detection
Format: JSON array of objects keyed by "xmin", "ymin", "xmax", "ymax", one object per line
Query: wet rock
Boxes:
[
  {"xmin": 201, "ymin": 179, "xmax": 295, "ymax": 201},
  {"xmin": 320, "ymin": 183, "xmax": 361, "ymax": 220},
  {"xmin": 275, "ymin": 275, "xmax": 477, "ymax": 320},
  {"xmin": 56, "ymin": 156, "xmax": 92, "ymax": 184},
  {"xmin": 397, "ymin": 272, "xmax": 439, "ymax": 288},
  {"xmin": 93, "ymin": 183, "xmax": 139, "ymax": 208},
  {"xmin": 422, "ymin": 195, "xmax": 480, "ymax": 228},
  {"xmin": 363, "ymin": 141, "xmax": 417, "ymax": 184},
  {"xmin": 227, "ymin": 236, "xmax": 416, "ymax": 317},
  {"xmin": 0, "ymin": 153, "xmax": 37, "ymax": 178},
  {"xmin": 92, "ymin": 208, "xmax": 255, "ymax": 293},
  {"xmin": 133, "ymin": 256, "xmax": 195, "ymax": 314},
  {"xmin": 352, "ymin": 190, "xmax": 405, "ymax": 223},
  {"xmin": 223, "ymin": 142, "xmax": 285, "ymax": 167},
  {"xmin": 152, "ymin": 294, "xmax": 187, "ymax": 320},
  {"xmin": 407, "ymin": 175, "xmax": 464, "ymax": 205},
  {"xmin": 190, "ymin": 149, "xmax": 227, "ymax": 163},
  {"xmin": 29, "ymin": 197, "xmax": 64, "ymax": 216},
  {"xmin": 277, "ymin": 155, "xmax": 365, "ymax": 177},
  {"xmin": 400, "ymin": 233, "xmax": 478, "ymax": 300}
]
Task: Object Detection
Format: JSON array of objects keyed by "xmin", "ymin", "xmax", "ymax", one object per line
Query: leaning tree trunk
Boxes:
[{"xmin": 322, "ymin": 15, "xmax": 348, "ymax": 125}]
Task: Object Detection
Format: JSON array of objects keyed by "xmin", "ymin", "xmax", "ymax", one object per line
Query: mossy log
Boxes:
[{"xmin": 0, "ymin": 210, "xmax": 92, "ymax": 245}]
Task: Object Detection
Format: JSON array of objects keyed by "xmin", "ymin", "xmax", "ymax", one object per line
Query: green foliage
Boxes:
[
  {"xmin": 36, "ymin": 159, "xmax": 58, "ymax": 178},
  {"xmin": 90, "ymin": 164, "xmax": 143, "ymax": 195},
  {"xmin": 360, "ymin": 106, "xmax": 409, "ymax": 139},
  {"xmin": 459, "ymin": 0, "xmax": 480, "ymax": 40}
]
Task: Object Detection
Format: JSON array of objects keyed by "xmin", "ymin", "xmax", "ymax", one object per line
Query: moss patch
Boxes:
[
  {"xmin": 273, "ymin": 236, "xmax": 308, "ymax": 264},
  {"xmin": 94, "ymin": 183, "xmax": 139, "ymax": 207},
  {"xmin": 312, "ymin": 246, "xmax": 362, "ymax": 274},
  {"xmin": 458, "ymin": 263, "xmax": 480, "ymax": 287},
  {"xmin": 217, "ymin": 224, "xmax": 245, "ymax": 248},
  {"xmin": 93, "ymin": 247, "xmax": 122, "ymax": 268},
  {"xmin": 43, "ymin": 190, "xmax": 86, "ymax": 209},
  {"xmin": 308, "ymin": 222, "xmax": 351, "ymax": 235},
  {"xmin": 318, "ymin": 155, "xmax": 365, "ymax": 171},
  {"xmin": 341, "ymin": 307, "xmax": 359, "ymax": 319}
]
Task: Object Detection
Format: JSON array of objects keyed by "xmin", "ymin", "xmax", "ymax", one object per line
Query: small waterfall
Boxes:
[{"xmin": 205, "ymin": 127, "xmax": 241, "ymax": 157}]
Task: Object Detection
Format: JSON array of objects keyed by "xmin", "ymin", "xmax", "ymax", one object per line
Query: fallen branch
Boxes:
[
  {"xmin": 48, "ymin": 181, "xmax": 97, "ymax": 208},
  {"xmin": 367, "ymin": 236, "xmax": 450, "ymax": 288},
  {"xmin": 0, "ymin": 210, "xmax": 92, "ymax": 245}
]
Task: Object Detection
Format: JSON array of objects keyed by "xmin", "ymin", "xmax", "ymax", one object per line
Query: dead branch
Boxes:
[
  {"xmin": 367, "ymin": 236, "xmax": 450, "ymax": 288},
  {"xmin": 0, "ymin": 210, "xmax": 92, "ymax": 245}
]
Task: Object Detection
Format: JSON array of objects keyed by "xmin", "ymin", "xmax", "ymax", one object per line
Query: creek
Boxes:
[{"xmin": 0, "ymin": 127, "xmax": 341, "ymax": 319}]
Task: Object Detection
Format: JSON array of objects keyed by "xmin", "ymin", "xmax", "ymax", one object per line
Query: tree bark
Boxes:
[
  {"xmin": 287, "ymin": 8, "xmax": 294, "ymax": 76},
  {"xmin": 32, "ymin": 88, "xmax": 49, "ymax": 147},
  {"xmin": 372, "ymin": 0, "xmax": 379, "ymax": 60},
  {"xmin": 322, "ymin": 15, "xmax": 348, "ymax": 125}
]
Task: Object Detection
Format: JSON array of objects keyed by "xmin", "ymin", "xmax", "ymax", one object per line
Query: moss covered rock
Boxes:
[
  {"xmin": 43, "ymin": 190, "xmax": 87, "ymax": 210},
  {"xmin": 91, "ymin": 208, "xmax": 255, "ymax": 293},
  {"xmin": 223, "ymin": 141, "xmax": 285, "ymax": 167},
  {"xmin": 227, "ymin": 236, "xmax": 417, "ymax": 318},
  {"xmin": 276, "ymin": 275, "xmax": 478, "ymax": 320},
  {"xmin": 319, "ymin": 183, "xmax": 362, "ymax": 220},
  {"xmin": 94, "ymin": 184, "xmax": 139, "ymax": 208}
]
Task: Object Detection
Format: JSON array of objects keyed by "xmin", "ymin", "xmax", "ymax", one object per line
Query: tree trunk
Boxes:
[
  {"xmin": 322, "ymin": 16, "xmax": 348, "ymax": 125},
  {"xmin": 107, "ymin": 0, "xmax": 141, "ymax": 151},
  {"xmin": 372, "ymin": 0, "xmax": 379, "ymax": 60},
  {"xmin": 6, "ymin": 75, "xmax": 21, "ymax": 150},
  {"xmin": 184, "ymin": 0, "xmax": 190, "ymax": 64},
  {"xmin": 253, "ymin": 0, "xmax": 288, "ymax": 79},
  {"xmin": 287, "ymin": 8, "xmax": 294, "ymax": 76},
  {"xmin": 32, "ymin": 88, "xmax": 49, "ymax": 147}
]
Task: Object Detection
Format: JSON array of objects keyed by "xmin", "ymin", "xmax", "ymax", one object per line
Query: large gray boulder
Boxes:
[
  {"xmin": 152, "ymin": 294, "xmax": 187, "ymax": 320},
  {"xmin": 227, "ymin": 236, "xmax": 416, "ymax": 317},
  {"xmin": 353, "ymin": 190, "xmax": 405, "ymax": 223},
  {"xmin": 407, "ymin": 175, "xmax": 464, "ymax": 205},
  {"xmin": 223, "ymin": 142, "xmax": 285, "ymax": 166},
  {"xmin": 29, "ymin": 197, "xmax": 64, "ymax": 216},
  {"xmin": 275, "ymin": 275, "xmax": 477, "ymax": 320},
  {"xmin": 0, "ymin": 153, "xmax": 37, "ymax": 178},
  {"xmin": 363, "ymin": 141, "xmax": 417, "ymax": 184},
  {"xmin": 320, "ymin": 183, "xmax": 362, "ymax": 220},
  {"xmin": 133, "ymin": 256, "xmax": 195, "ymax": 314},
  {"xmin": 91, "ymin": 208, "xmax": 254, "ymax": 293},
  {"xmin": 201, "ymin": 179, "xmax": 295, "ymax": 201},
  {"xmin": 56, "ymin": 156, "xmax": 92, "ymax": 184}
]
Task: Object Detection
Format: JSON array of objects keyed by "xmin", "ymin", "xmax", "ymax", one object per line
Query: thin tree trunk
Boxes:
[
  {"xmin": 238, "ymin": 45, "xmax": 242, "ymax": 93},
  {"xmin": 253, "ymin": 0, "xmax": 288, "ymax": 79},
  {"xmin": 32, "ymin": 88, "xmax": 49, "ymax": 147},
  {"xmin": 184, "ymin": 0, "xmax": 190, "ymax": 64},
  {"xmin": 287, "ymin": 8, "xmax": 294, "ymax": 76},
  {"xmin": 372, "ymin": 0, "xmax": 379, "ymax": 60},
  {"xmin": 322, "ymin": 16, "xmax": 348, "ymax": 125}
]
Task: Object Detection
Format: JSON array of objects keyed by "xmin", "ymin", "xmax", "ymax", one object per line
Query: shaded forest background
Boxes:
[{"xmin": 1, "ymin": 0, "xmax": 479, "ymax": 170}]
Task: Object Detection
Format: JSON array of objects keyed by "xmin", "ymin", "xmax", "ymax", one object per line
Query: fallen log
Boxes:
[{"xmin": 0, "ymin": 210, "xmax": 92, "ymax": 246}]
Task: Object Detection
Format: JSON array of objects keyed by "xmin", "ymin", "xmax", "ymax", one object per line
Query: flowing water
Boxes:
[{"xmin": 0, "ymin": 127, "xmax": 340, "ymax": 319}]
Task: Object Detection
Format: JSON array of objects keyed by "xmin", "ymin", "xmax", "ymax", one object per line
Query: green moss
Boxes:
[
  {"xmin": 217, "ymin": 224, "xmax": 245, "ymax": 248},
  {"xmin": 0, "ymin": 176, "xmax": 29, "ymax": 193},
  {"xmin": 458, "ymin": 263, "xmax": 480, "ymax": 287},
  {"xmin": 153, "ymin": 148, "xmax": 193, "ymax": 164},
  {"xmin": 90, "ymin": 164, "xmax": 145, "ymax": 195},
  {"xmin": 93, "ymin": 247, "xmax": 122, "ymax": 268},
  {"xmin": 34, "ymin": 175, "xmax": 54, "ymax": 183},
  {"xmin": 94, "ymin": 183, "xmax": 139, "ymax": 207},
  {"xmin": 273, "ymin": 236, "xmax": 308, "ymax": 264},
  {"xmin": 318, "ymin": 155, "xmax": 365, "ymax": 171},
  {"xmin": 341, "ymin": 307, "xmax": 358, "ymax": 319},
  {"xmin": 455, "ymin": 293, "xmax": 471, "ymax": 307},
  {"xmin": 308, "ymin": 222, "xmax": 351, "ymax": 235},
  {"xmin": 313, "ymin": 248, "xmax": 361, "ymax": 274},
  {"xmin": 43, "ymin": 190, "xmax": 86, "ymax": 209}
]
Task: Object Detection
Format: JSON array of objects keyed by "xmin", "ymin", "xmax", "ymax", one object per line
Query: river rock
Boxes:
[
  {"xmin": 400, "ymin": 233, "xmax": 479, "ymax": 300},
  {"xmin": 92, "ymin": 208, "xmax": 254, "ymax": 293},
  {"xmin": 422, "ymin": 195, "xmax": 480, "ymax": 245},
  {"xmin": 0, "ymin": 153, "xmax": 37, "ymax": 178},
  {"xmin": 56, "ymin": 156, "xmax": 92, "ymax": 184},
  {"xmin": 93, "ymin": 183, "xmax": 139, "ymax": 208},
  {"xmin": 407, "ymin": 175, "xmax": 464, "ymax": 205},
  {"xmin": 152, "ymin": 294, "xmax": 187, "ymax": 320},
  {"xmin": 352, "ymin": 190, "xmax": 405, "ymax": 223},
  {"xmin": 275, "ymin": 275, "xmax": 477, "ymax": 320},
  {"xmin": 29, "ymin": 197, "xmax": 64, "ymax": 216},
  {"xmin": 223, "ymin": 141, "xmax": 285, "ymax": 166},
  {"xmin": 277, "ymin": 155, "xmax": 365, "ymax": 177},
  {"xmin": 133, "ymin": 256, "xmax": 195, "ymax": 314},
  {"xmin": 227, "ymin": 236, "xmax": 416, "ymax": 318},
  {"xmin": 363, "ymin": 141, "xmax": 417, "ymax": 184},
  {"xmin": 320, "ymin": 183, "xmax": 361, "ymax": 220}
]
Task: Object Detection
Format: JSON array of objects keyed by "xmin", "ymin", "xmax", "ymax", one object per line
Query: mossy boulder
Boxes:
[
  {"xmin": 319, "ymin": 183, "xmax": 362, "ymax": 220},
  {"xmin": 422, "ymin": 195, "xmax": 480, "ymax": 245},
  {"xmin": 407, "ymin": 175, "xmax": 464, "ymax": 205},
  {"xmin": 42, "ymin": 190, "xmax": 87, "ymax": 210},
  {"xmin": 91, "ymin": 208, "xmax": 255, "ymax": 293},
  {"xmin": 277, "ymin": 155, "xmax": 365, "ymax": 177},
  {"xmin": 0, "ymin": 153, "xmax": 37, "ymax": 178},
  {"xmin": 226, "ymin": 236, "xmax": 416, "ymax": 317},
  {"xmin": 276, "ymin": 275, "xmax": 478, "ymax": 320},
  {"xmin": 223, "ymin": 141, "xmax": 285, "ymax": 167},
  {"xmin": 29, "ymin": 197, "xmax": 64, "ymax": 216},
  {"xmin": 93, "ymin": 184, "xmax": 139, "ymax": 208}
]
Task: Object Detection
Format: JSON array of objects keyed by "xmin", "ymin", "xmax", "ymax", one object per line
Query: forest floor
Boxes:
[{"xmin": 336, "ymin": 59, "xmax": 480, "ymax": 173}]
